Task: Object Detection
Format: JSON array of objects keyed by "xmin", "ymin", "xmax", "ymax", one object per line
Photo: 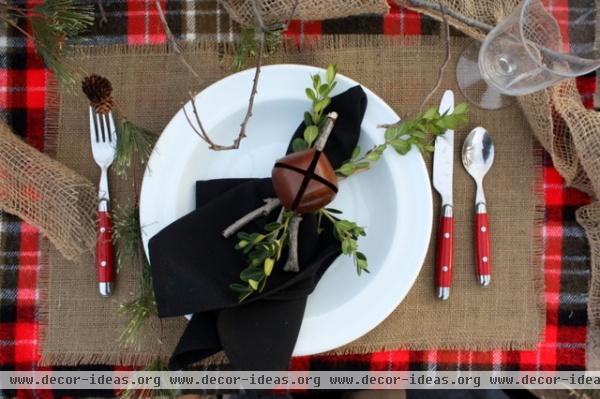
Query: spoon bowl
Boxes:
[{"xmin": 462, "ymin": 127, "xmax": 495, "ymax": 187}]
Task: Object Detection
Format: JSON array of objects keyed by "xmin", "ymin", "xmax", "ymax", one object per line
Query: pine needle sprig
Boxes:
[
  {"xmin": 119, "ymin": 357, "xmax": 176, "ymax": 399},
  {"xmin": 115, "ymin": 120, "xmax": 158, "ymax": 177},
  {"xmin": 233, "ymin": 26, "xmax": 282, "ymax": 72},
  {"xmin": 112, "ymin": 204, "xmax": 142, "ymax": 273},
  {"xmin": 118, "ymin": 256, "xmax": 157, "ymax": 347},
  {"xmin": 27, "ymin": 0, "xmax": 93, "ymax": 84}
]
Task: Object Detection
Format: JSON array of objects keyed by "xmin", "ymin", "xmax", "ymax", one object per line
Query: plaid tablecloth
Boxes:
[{"xmin": 0, "ymin": 0, "xmax": 595, "ymax": 397}]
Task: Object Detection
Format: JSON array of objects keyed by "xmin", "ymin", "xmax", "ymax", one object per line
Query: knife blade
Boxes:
[{"xmin": 433, "ymin": 90, "xmax": 454, "ymax": 300}]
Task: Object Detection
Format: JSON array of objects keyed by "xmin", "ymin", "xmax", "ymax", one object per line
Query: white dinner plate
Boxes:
[{"xmin": 139, "ymin": 64, "xmax": 432, "ymax": 356}]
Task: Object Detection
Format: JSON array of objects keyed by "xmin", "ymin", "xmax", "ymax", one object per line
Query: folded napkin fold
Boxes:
[{"xmin": 149, "ymin": 86, "xmax": 367, "ymax": 370}]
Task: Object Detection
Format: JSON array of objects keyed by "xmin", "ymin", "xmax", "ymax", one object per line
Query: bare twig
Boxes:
[
  {"xmin": 378, "ymin": 0, "xmax": 451, "ymax": 129},
  {"xmin": 155, "ymin": 0, "xmax": 201, "ymax": 81},
  {"xmin": 249, "ymin": 0, "xmax": 266, "ymax": 31},
  {"xmin": 411, "ymin": 0, "xmax": 451, "ymax": 117},
  {"xmin": 408, "ymin": 0, "xmax": 494, "ymax": 33},
  {"xmin": 222, "ymin": 198, "xmax": 281, "ymax": 238},
  {"xmin": 236, "ymin": 31, "xmax": 264, "ymax": 145},
  {"xmin": 315, "ymin": 112, "xmax": 338, "ymax": 151},
  {"xmin": 283, "ymin": 214, "xmax": 302, "ymax": 272},
  {"xmin": 282, "ymin": 0, "xmax": 300, "ymax": 30},
  {"xmin": 97, "ymin": 0, "xmax": 108, "ymax": 26},
  {"xmin": 0, "ymin": 14, "xmax": 33, "ymax": 39},
  {"xmin": 182, "ymin": 91, "xmax": 231, "ymax": 150}
]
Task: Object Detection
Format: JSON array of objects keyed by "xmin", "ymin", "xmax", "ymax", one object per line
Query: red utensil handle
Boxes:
[
  {"xmin": 435, "ymin": 205, "xmax": 453, "ymax": 300},
  {"xmin": 475, "ymin": 203, "xmax": 491, "ymax": 286},
  {"xmin": 97, "ymin": 210, "xmax": 115, "ymax": 291}
]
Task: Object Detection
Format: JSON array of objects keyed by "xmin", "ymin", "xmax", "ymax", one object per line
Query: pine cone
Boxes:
[{"xmin": 82, "ymin": 74, "xmax": 114, "ymax": 114}]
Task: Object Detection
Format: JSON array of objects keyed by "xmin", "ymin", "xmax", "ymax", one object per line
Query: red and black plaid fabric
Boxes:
[{"xmin": 0, "ymin": 0, "xmax": 595, "ymax": 397}]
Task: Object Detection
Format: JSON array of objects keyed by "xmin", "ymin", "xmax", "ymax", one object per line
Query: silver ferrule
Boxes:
[
  {"xmin": 442, "ymin": 204, "xmax": 453, "ymax": 217},
  {"xmin": 99, "ymin": 282, "xmax": 113, "ymax": 297},
  {"xmin": 476, "ymin": 202, "xmax": 487, "ymax": 214}
]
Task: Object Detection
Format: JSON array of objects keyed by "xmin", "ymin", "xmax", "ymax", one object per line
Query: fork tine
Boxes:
[
  {"xmin": 106, "ymin": 112, "xmax": 116, "ymax": 143},
  {"xmin": 96, "ymin": 112, "xmax": 106, "ymax": 142},
  {"xmin": 89, "ymin": 107, "xmax": 99, "ymax": 143}
]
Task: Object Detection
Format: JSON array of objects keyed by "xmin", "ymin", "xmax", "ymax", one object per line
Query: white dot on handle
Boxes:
[
  {"xmin": 442, "ymin": 266, "xmax": 448, "ymax": 272},
  {"xmin": 481, "ymin": 226, "xmax": 487, "ymax": 232},
  {"xmin": 100, "ymin": 227, "xmax": 106, "ymax": 233},
  {"xmin": 101, "ymin": 261, "xmax": 106, "ymax": 267},
  {"xmin": 482, "ymin": 256, "xmax": 488, "ymax": 263},
  {"xmin": 444, "ymin": 232, "xmax": 450, "ymax": 239}
]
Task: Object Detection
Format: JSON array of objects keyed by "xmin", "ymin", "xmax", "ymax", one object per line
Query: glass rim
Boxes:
[{"xmin": 519, "ymin": 0, "xmax": 600, "ymax": 77}]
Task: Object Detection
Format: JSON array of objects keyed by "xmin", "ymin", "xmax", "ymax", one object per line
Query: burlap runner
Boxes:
[
  {"xmin": 220, "ymin": 0, "xmax": 390, "ymax": 27},
  {"xmin": 40, "ymin": 35, "xmax": 543, "ymax": 366},
  {"xmin": 0, "ymin": 123, "xmax": 96, "ymax": 261}
]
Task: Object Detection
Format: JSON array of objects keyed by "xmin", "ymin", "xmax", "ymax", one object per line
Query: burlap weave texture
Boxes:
[{"xmin": 40, "ymin": 36, "xmax": 543, "ymax": 366}]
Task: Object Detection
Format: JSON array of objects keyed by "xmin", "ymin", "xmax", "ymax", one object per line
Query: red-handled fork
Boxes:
[{"xmin": 89, "ymin": 106, "xmax": 117, "ymax": 297}]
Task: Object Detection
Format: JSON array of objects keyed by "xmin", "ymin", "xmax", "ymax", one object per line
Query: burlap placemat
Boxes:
[{"xmin": 40, "ymin": 35, "xmax": 543, "ymax": 366}]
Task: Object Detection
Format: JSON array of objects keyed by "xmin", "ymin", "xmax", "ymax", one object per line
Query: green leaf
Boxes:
[
  {"xmin": 366, "ymin": 152, "xmax": 380, "ymax": 162},
  {"xmin": 314, "ymin": 97, "xmax": 331, "ymax": 113},
  {"xmin": 248, "ymin": 279, "xmax": 259, "ymax": 290},
  {"xmin": 303, "ymin": 112, "xmax": 313, "ymax": 126},
  {"xmin": 422, "ymin": 107, "xmax": 437, "ymax": 120},
  {"xmin": 453, "ymin": 102, "xmax": 468, "ymax": 115},
  {"xmin": 351, "ymin": 146, "xmax": 361, "ymax": 160},
  {"xmin": 375, "ymin": 144, "xmax": 387, "ymax": 154},
  {"xmin": 292, "ymin": 137, "xmax": 308, "ymax": 152},
  {"xmin": 390, "ymin": 139, "xmax": 411, "ymax": 155},
  {"xmin": 384, "ymin": 127, "xmax": 397, "ymax": 141},
  {"xmin": 235, "ymin": 240, "xmax": 249, "ymax": 249},
  {"xmin": 264, "ymin": 222, "xmax": 281, "ymax": 232},
  {"xmin": 341, "ymin": 239, "xmax": 352, "ymax": 254},
  {"xmin": 312, "ymin": 74, "xmax": 321, "ymax": 89},
  {"xmin": 240, "ymin": 267, "xmax": 264, "ymax": 282},
  {"xmin": 263, "ymin": 258, "xmax": 275, "ymax": 276},
  {"xmin": 303, "ymin": 125, "xmax": 319, "ymax": 147},
  {"xmin": 305, "ymin": 88, "xmax": 317, "ymax": 101},
  {"xmin": 326, "ymin": 64, "xmax": 337, "ymax": 84},
  {"xmin": 318, "ymin": 84, "xmax": 330, "ymax": 96},
  {"xmin": 336, "ymin": 220, "xmax": 355, "ymax": 231},
  {"xmin": 355, "ymin": 162, "xmax": 370, "ymax": 170},
  {"xmin": 338, "ymin": 163, "xmax": 355, "ymax": 176},
  {"xmin": 325, "ymin": 208, "xmax": 343, "ymax": 214},
  {"xmin": 229, "ymin": 283, "xmax": 251, "ymax": 293}
]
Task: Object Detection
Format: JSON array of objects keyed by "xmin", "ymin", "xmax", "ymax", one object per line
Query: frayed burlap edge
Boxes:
[{"xmin": 221, "ymin": 0, "xmax": 390, "ymax": 27}]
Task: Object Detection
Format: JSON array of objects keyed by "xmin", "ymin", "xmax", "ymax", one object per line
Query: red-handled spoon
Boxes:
[{"xmin": 462, "ymin": 127, "xmax": 495, "ymax": 286}]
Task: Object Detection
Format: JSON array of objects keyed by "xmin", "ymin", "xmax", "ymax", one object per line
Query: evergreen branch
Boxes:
[
  {"xmin": 112, "ymin": 204, "xmax": 141, "ymax": 273},
  {"xmin": 118, "ymin": 255, "xmax": 157, "ymax": 347},
  {"xmin": 119, "ymin": 358, "xmax": 176, "ymax": 399},
  {"xmin": 115, "ymin": 119, "xmax": 158, "ymax": 177},
  {"xmin": 29, "ymin": 0, "xmax": 94, "ymax": 85}
]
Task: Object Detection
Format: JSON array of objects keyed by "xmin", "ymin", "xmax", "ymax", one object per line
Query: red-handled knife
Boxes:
[{"xmin": 432, "ymin": 90, "xmax": 455, "ymax": 300}]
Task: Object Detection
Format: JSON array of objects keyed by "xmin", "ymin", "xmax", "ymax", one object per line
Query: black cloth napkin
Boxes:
[{"xmin": 148, "ymin": 86, "xmax": 367, "ymax": 370}]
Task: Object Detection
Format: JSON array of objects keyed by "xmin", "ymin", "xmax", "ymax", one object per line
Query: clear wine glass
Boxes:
[{"xmin": 457, "ymin": 0, "xmax": 600, "ymax": 110}]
